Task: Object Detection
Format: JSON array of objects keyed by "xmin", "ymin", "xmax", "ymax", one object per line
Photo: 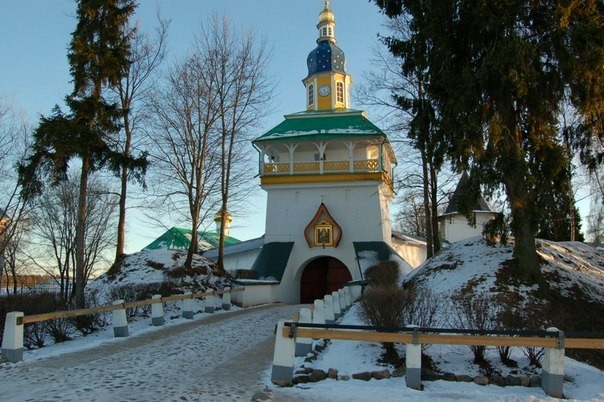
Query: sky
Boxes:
[{"xmin": 0, "ymin": 0, "xmax": 390, "ymax": 253}]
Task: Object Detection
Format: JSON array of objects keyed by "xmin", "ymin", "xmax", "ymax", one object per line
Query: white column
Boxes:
[
  {"xmin": 112, "ymin": 300, "xmax": 129, "ymax": 337},
  {"xmin": 271, "ymin": 320, "xmax": 296, "ymax": 385},
  {"xmin": 324, "ymin": 295, "xmax": 335, "ymax": 324},
  {"xmin": 182, "ymin": 292, "xmax": 194, "ymax": 319},
  {"xmin": 344, "ymin": 287, "xmax": 352, "ymax": 306},
  {"xmin": 222, "ymin": 287, "xmax": 232, "ymax": 311},
  {"xmin": 406, "ymin": 342, "xmax": 423, "ymax": 390},
  {"xmin": 295, "ymin": 308, "xmax": 313, "ymax": 357},
  {"xmin": 1, "ymin": 311, "xmax": 24, "ymax": 362},
  {"xmin": 151, "ymin": 295, "xmax": 164, "ymax": 326}
]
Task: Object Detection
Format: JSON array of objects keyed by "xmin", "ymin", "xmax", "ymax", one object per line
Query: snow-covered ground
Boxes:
[
  {"xmin": 1, "ymin": 301, "xmax": 602, "ymax": 401},
  {"xmin": 2, "ymin": 240, "xmax": 603, "ymax": 401}
]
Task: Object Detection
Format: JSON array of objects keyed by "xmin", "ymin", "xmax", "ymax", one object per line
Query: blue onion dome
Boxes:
[{"xmin": 306, "ymin": 41, "xmax": 346, "ymax": 76}]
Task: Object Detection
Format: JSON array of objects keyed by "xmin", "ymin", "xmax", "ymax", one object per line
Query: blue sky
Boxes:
[{"xmin": 0, "ymin": 1, "xmax": 390, "ymax": 252}]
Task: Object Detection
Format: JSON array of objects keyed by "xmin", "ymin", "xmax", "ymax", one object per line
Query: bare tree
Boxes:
[
  {"xmin": 146, "ymin": 48, "xmax": 222, "ymax": 268},
  {"xmin": 204, "ymin": 15, "xmax": 273, "ymax": 273},
  {"xmin": 109, "ymin": 14, "xmax": 168, "ymax": 264},
  {"xmin": 0, "ymin": 97, "xmax": 32, "ymax": 292},
  {"xmin": 355, "ymin": 17, "xmax": 445, "ymax": 257},
  {"xmin": 28, "ymin": 175, "xmax": 118, "ymax": 304}
]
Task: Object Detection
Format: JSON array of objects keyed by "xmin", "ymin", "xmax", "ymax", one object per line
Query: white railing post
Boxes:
[
  {"xmin": 271, "ymin": 320, "xmax": 296, "ymax": 385},
  {"xmin": 222, "ymin": 287, "xmax": 231, "ymax": 311},
  {"xmin": 406, "ymin": 325, "xmax": 422, "ymax": 390},
  {"xmin": 331, "ymin": 291, "xmax": 342, "ymax": 319},
  {"xmin": 182, "ymin": 292, "xmax": 194, "ymax": 319},
  {"xmin": 295, "ymin": 308, "xmax": 313, "ymax": 357},
  {"xmin": 151, "ymin": 295, "xmax": 164, "ymax": 326},
  {"xmin": 344, "ymin": 287, "xmax": 352, "ymax": 306},
  {"xmin": 313, "ymin": 299, "xmax": 325, "ymax": 325},
  {"xmin": 542, "ymin": 327, "xmax": 565, "ymax": 398},
  {"xmin": 1, "ymin": 311, "xmax": 24, "ymax": 362},
  {"xmin": 204, "ymin": 295, "xmax": 215, "ymax": 314},
  {"xmin": 112, "ymin": 300, "xmax": 129, "ymax": 337},
  {"xmin": 338, "ymin": 289, "xmax": 347, "ymax": 312},
  {"xmin": 324, "ymin": 295, "xmax": 335, "ymax": 324}
]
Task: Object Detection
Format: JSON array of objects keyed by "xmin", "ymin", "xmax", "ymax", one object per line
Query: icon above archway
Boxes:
[{"xmin": 305, "ymin": 203, "xmax": 342, "ymax": 248}]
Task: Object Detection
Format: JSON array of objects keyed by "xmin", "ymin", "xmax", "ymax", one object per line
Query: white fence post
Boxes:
[
  {"xmin": 406, "ymin": 325, "xmax": 422, "ymax": 390},
  {"xmin": 313, "ymin": 299, "xmax": 325, "ymax": 325},
  {"xmin": 271, "ymin": 320, "xmax": 296, "ymax": 385},
  {"xmin": 331, "ymin": 291, "xmax": 341, "ymax": 319},
  {"xmin": 151, "ymin": 295, "xmax": 164, "ymax": 326},
  {"xmin": 222, "ymin": 287, "xmax": 231, "ymax": 311},
  {"xmin": 344, "ymin": 287, "xmax": 352, "ymax": 306},
  {"xmin": 204, "ymin": 295, "xmax": 215, "ymax": 314},
  {"xmin": 542, "ymin": 328, "xmax": 565, "ymax": 398},
  {"xmin": 295, "ymin": 308, "xmax": 313, "ymax": 357},
  {"xmin": 324, "ymin": 295, "xmax": 335, "ymax": 324},
  {"xmin": 338, "ymin": 289, "xmax": 346, "ymax": 311},
  {"xmin": 112, "ymin": 300, "xmax": 129, "ymax": 337},
  {"xmin": 1, "ymin": 312, "xmax": 24, "ymax": 362},
  {"xmin": 182, "ymin": 292, "xmax": 194, "ymax": 319}
]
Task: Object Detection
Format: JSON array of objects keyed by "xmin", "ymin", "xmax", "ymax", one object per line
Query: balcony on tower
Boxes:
[{"xmin": 252, "ymin": 110, "xmax": 396, "ymax": 190}]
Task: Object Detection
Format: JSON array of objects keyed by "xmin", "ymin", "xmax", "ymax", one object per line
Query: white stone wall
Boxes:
[
  {"xmin": 390, "ymin": 240, "xmax": 426, "ymax": 269},
  {"xmin": 441, "ymin": 212, "xmax": 496, "ymax": 243},
  {"xmin": 263, "ymin": 180, "xmax": 392, "ymax": 304}
]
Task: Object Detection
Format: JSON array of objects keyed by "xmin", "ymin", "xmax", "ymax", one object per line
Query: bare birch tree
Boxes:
[
  {"xmin": 146, "ymin": 49, "xmax": 222, "ymax": 268},
  {"xmin": 203, "ymin": 16, "xmax": 273, "ymax": 273}
]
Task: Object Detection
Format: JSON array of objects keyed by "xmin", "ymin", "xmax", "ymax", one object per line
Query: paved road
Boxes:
[{"xmin": 0, "ymin": 304, "xmax": 308, "ymax": 402}]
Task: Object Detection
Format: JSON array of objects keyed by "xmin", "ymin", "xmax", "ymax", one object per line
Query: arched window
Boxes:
[
  {"xmin": 322, "ymin": 27, "xmax": 327, "ymax": 37},
  {"xmin": 336, "ymin": 81, "xmax": 344, "ymax": 104},
  {"xmin": 308, "ymin": 84, "xmax": 314, "ymax": 106}
]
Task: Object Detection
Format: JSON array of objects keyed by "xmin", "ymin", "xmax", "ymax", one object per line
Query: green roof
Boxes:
[
  {"xmin": 253, "ymin": 109, "xmax": 388, "ymax": 143},
  {"xmin": 144, "ymin": 227, "xmax": 241, "ymax": 251},
  {"xmin": 250, "ymin": 242, "xmax": 294, "ymax": 281}
]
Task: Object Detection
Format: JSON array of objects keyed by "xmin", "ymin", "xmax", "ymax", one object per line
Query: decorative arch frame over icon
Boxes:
[{"xmin": 304, "ymin": 203, "xmax": 342, "ymax": 248}]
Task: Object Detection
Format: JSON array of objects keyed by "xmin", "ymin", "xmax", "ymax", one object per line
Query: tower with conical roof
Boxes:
[
  {"xmin": 247, "ymin": 2, "xmax": 406, "ymax": 305},
  {"xmin": 303, "ymin": 1, "xmax": 352, "ymax": 111}
]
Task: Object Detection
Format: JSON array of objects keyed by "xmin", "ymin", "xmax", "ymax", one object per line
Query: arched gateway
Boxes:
[{"xmin": 300, "ymin": 257, "xmax": 352, "ymax": 304}]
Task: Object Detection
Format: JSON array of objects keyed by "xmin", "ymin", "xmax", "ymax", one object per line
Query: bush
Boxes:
[
  {"xmin": 357, "ymin": 286, "xmax": 406, "ymax": 365},
  {"xmin": 358, "ymin": 286, "xmax": 406, "ymax": 329},
  {"xmin": 364, "ymin": 261, "xmax": 400, "ymax": 288},
  {"xmin": 46, "ymin": 318, "xmax": 74, "ymax": 343}
]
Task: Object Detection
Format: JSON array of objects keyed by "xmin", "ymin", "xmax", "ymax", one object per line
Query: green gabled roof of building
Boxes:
[
  {"xmin": 253, "ymin": 109, "xmax": 388, "ymax": 143},
  {"xmin": 143, "ymin": 227, "xmax": 241, "ymax": 252}
]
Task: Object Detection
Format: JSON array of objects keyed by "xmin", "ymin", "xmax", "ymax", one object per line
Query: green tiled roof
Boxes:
[
  {"xmin": 250, "ymin": 242, "xmax": 294, "ymax": 281},
  {"xmin": 144, "ymin": 227, "xmax": 241, "ymax": 251},
  {"xmin": 253, "ymin": 109, "xmax": 388, "ymax": 143}
]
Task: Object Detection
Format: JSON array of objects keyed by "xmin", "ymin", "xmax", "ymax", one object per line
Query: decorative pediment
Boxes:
[{"xmin": 304, "ymin": 203, "xmax": 342, "ymax": 248}]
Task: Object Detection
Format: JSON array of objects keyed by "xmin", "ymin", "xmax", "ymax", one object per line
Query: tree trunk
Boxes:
[
  {"xmin": 429, "ymin": 160, "xmax": 441, "ymax": 254},
  {"xmin": 421, "ymin": 149, "xmax": 433, "ymax": 258},
  {"xmin": 75, "ymin": 155, "xmax": 90, "ymax": 309},
  {"xmin": 115, "ymin": 110, "xmax": 132, "ymax": 263}
]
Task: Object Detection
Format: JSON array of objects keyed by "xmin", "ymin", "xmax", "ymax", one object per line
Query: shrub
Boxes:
[
  {"xmin": 357, "ymin": 286, "xmax": 406, "ymax": 365},
  {"xmin": 450, "ymin": 292, "xmax": 497, "ymax": 365},
  {"xmin": 24, "ymin": 323, "xmax": 46, "ymax": 349},
  {"xmin": 364, "ymin": 261, "xmax": 400, "ymax": 288},
  {"xmin": 46, "ymin": 318, "xmax": 74, "ymax": 343}
]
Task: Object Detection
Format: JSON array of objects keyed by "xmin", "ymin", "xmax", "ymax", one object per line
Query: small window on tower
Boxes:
[
  {"xmin": 328, "ymin": 27, "xmax": 333, "ymax": 36},
  {"xmin": 322, "ymin": 27, "xmax": 327, "ymax": 36},
  {"xmin": 308, "ymin": 84, "xmax": 314, "ymax": 106},
  {"xmin": 336, "ymin": 81, "xmax": 344, "ymax": 104}
]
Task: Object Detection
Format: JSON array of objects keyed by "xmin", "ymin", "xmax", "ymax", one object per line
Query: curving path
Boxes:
[{"xmin": 0, "ymin": 304, "xmax": 309, "ymax": 402}]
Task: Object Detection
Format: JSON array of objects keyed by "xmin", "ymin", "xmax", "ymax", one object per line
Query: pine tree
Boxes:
[
  {"xmin": 19, "ymin": 0, "xmax": 142, "ymax": 308},
  {"xmin": 374, "ymin": 0, "xmax": 603, "ymax": 281}
]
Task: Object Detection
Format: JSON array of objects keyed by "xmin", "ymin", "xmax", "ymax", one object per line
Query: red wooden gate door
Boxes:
[{"xmin": 300, "ymin": 257, "xmax": 352, "ymax": 304}]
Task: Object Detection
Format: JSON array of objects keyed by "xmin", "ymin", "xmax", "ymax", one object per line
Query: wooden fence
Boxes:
[
  {"xmin": 271, "ymin": 291, "xmax": 604, "ymax": 399},
  {"xmin": 2, "ymin": 287, "xmax": 244, "ymax": 363}
]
